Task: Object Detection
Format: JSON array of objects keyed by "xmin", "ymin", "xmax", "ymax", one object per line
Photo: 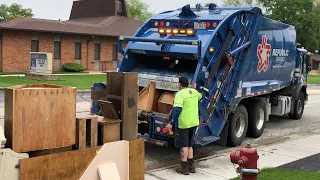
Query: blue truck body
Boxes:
[{"xmin": 91, "ymin": 4, "xmax": 310, "ymax": 147}]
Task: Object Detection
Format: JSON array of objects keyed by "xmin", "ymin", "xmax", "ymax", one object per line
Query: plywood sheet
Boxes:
[
  {"xmin": 98, "ymin": 162, "xmax": 121, "ymax": 180},
  {"xmin": 20, "ymin": 146, "xmax": 101, "ymax": 180},
  {"xmin": 4, "ymin": 84, "xmax": 76, "ymax": 152},
  {"xmin": 80, "ymin": 140, "xmax": 129, "ymax": 180}
]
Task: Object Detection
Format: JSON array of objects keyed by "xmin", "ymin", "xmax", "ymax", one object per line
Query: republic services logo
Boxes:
[{"xmin": 257, "ymin": 35, "xmax": 271, "ymax": 73}]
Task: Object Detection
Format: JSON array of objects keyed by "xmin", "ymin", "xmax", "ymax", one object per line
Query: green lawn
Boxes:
[
  {"xmin": 231, "ymin": 168, "xmax": 320, "ymax": 180},
  {"xmin": 0, "ymin": 72, "xmax": 25, "ymax": 75},
  {"xmin": 308, "ymin": 75, "xmax": 320, "ymax": 84},
  {"xmin": 0, "ymin": 75, "xmax": 106, "ymax": 90}
]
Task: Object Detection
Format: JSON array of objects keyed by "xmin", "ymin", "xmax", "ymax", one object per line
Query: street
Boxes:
[
  {"xmin": 0, "ymin": 90, "xmax": 320, "ymax": 171},
  {"xmin": 144, "ymin": 94, "xmax": 320, "ymax": 170}
]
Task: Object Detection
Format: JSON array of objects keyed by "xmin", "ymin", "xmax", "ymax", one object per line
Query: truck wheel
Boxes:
[
  {"xmin": 247, "ymin": 100, "xmax": 267, "ymax": 138},
  {"xmin": 289, "ymin": 92, "xmax": 305, "ymax": 120},
  {"xmin": 227, "ymin": 105, "xmax": 248, "ymax": 147}
]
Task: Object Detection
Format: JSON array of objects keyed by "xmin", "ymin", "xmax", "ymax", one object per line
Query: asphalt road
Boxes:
[{"xmin": 144, "ymin": 94, "xmax": 320, "ymax": 171}]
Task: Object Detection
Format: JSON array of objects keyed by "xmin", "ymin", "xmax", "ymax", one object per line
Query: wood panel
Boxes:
[
  {"xmin": 20, "ymin": 146, "xmax": 101, "ymax": 180},
  {"xmin": 4, "ymin": 84, "xmax": 76, "ymax": 153},
  {"xmin": 98, "ymin": 118, "xmax": 121, "ymax": 144},
  {"xmin": 138, "ymin": 81, "xmax": 156, "ymax": 111},
  {"xmin": 129, "ymin": 139, "xmax": 145, "ymax": 180},
  {"xmin": 122, "ymin": 72, "xmax": 138, "ymax": 141},
  {"xmin": 106, "ymin": 72, "xmax": 138, "ymax": 141}
]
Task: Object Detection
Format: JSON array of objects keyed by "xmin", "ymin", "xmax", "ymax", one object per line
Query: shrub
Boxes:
[{"xmin": 62, "ymin": 63, "xmax": 85, "ymax": 72}]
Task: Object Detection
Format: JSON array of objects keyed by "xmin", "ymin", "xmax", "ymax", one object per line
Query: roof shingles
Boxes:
[{"xmin": 0, "ymin": 16, "xmax": 143, "ymax": 37}]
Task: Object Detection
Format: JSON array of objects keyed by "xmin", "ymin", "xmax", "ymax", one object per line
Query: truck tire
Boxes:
[
  {"xmin": 289, "ymin": 92, "xmax": 305, "ymax": 120},
  {"xmin": 227, "ymin": 105, "xmax": 248, "ymax": 147},
  {"xmin": 247, "ymin": 100, "xmax": 267, "ymax": 138}
]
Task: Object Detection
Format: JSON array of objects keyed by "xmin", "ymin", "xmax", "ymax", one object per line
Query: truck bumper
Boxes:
[{"xmin": 138, "ymin": 135, "xmax": 169, "ymax": 147}]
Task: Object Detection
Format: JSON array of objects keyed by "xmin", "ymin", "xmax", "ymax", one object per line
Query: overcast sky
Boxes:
[{"xmin": 0, "ymin": 0, "xmax": 223, "ymax": 20}]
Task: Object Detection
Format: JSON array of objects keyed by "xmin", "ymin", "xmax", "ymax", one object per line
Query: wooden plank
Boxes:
[
  {"xmin": 90, "ymin": 117, "xmax": 98, "ymax": 148},
  {"xmin": 20, "ymin": 146, "xmax": 101, "ymax": 180},
  {"xmin": 98, "ymin": 100, "xmax": 119, "ymax": 119},
  {"xmin": 76, "ymin": 119, "xmax": 86, "ymax": 149},
  {"xmin": 80, "ymin": 141, "xmax": 129, "ymax": 180},
  {"xmin": 5, "ymin": 85, "xmax": 76, "ymax": 153},
  {"xmin": 4, "ymin": 88, "xmax": 13, "ymax": 149},
  {"xmin": 122, "ymin": 72, "xmax": 138, "ymax": 141},
  {"xmin": 129, "ymin": 139, "xmax": 145, "ymax": 180}
]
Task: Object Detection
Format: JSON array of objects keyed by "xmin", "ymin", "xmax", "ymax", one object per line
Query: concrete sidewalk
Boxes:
[{"xmin": 145, "ymin": 134, "xmax": 320, "ymax": 180}]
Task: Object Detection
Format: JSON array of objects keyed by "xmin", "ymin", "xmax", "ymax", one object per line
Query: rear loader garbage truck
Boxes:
[{"xmin": 91, "ymin": 4, "xmax": 311, "ymax": 147}]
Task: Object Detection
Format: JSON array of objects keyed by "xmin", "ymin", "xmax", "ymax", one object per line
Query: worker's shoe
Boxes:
[
  {"xmin": 176, "ymin": 161, "xmax": 189, "ymax": 175},
  {"xmin": 188, "ymin": 158, "xmax": 196, "ymax": 173}
]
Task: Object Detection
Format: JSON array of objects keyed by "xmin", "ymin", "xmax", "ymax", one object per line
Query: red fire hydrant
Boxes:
[{"xmin": 230, "ymin": 143, "xmax": 260, "ymax": 180}]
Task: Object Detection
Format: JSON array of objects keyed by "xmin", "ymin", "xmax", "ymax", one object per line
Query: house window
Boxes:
[
  {"xmin": 54, "ymin": 34, "xmax": 61, "ymax": 59},
  {"xmin": 94, "ymin": 43, "xmax": 100, "ymax": 60},
  {"xmin": 31, "ymin": 40, "xmax": 39, "ymax": 52},
  {"xmin": 117, "ymin": 0, "xmax": 123, "ymax": 13},
  {"xmin": 31, "ymin": 33, "xmax": 39, "ymax": 52},
  {"xmin": 54, "ymin": 41, "xmax": 61, "ymax": 59},
  {"xmin": 75, "ymin": 42, "xmax": 81, "ymax": 60}
]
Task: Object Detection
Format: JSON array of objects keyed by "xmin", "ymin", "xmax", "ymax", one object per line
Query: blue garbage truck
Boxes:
[{"xmin": 91, "ymin": 4, "xmax": 311, "ymax": 147}]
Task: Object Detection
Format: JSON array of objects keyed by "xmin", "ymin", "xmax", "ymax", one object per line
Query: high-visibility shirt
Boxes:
[{"xmin": 173, "ymin": 88, "xmax": 202, "ymax": 129}]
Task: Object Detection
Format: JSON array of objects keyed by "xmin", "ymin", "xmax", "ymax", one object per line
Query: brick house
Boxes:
[{"xmin": 0, "ymin": 0, "xmax": 143, "ymax": 72}]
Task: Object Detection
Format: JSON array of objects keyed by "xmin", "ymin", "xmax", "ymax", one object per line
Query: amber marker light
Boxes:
[
  {"xmin": 213, "ymin": 22, "xmax": 217, "ymax": 28},
  {"xmin": 173, "ymin": 29, "xmax": 179, "ymax": 34},
  {"xmin": 158, "ymin": 28, "xmax": 165, "ymax": 34}
]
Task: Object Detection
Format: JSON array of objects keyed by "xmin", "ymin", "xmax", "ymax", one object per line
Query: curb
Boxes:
[
  {"xmin": 77, "ymin": 90, "xmax": 91, "ymax": 93},
  {"xmin": 145, "ymin": 132, "xmax": 319, "ymax": 174}
]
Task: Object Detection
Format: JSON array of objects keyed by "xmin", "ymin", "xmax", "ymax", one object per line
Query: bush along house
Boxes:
[{"xmin": 0, "ymin": 0, "xmax": 143, "ymax": 72}]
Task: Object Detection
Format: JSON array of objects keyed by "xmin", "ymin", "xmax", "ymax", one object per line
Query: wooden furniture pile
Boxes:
[{"xmin": 4, "ymin": 72, "xmax": 144, "ymax": 180}]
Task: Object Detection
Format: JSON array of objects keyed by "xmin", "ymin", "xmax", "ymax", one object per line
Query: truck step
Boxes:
[{"xmin": 194, "ymin": 135, "xmax": 220, "ymax": 146}]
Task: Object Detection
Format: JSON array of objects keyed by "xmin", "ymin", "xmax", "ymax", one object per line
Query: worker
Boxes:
[{"xmin": 166, "ymin": 76, "xmax": 202, "ymax": 175}]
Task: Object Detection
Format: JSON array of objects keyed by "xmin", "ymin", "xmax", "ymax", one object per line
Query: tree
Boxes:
[
  {"xmin": 0, "ymin": 3, "xmax": 33, "ymax": 21},
  {"xmin": 126, "ymin": 0, "xmax": 153, "ymax": 21},
  {"xmin": 222, "ymin": 0, "xmax": 260, "ymax": 6},
  {"xmin": 259, "ymin": 0, "xmax": 319, "ymax": 52},
  {"xmin": 217, "ymin": 0, "xmax": 320, "ymax": 52}
]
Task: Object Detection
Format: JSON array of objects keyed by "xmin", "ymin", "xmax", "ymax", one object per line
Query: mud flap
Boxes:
[{"xmin": 215, "ymin": 120, "xmax": 229, "ymax": 146}]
